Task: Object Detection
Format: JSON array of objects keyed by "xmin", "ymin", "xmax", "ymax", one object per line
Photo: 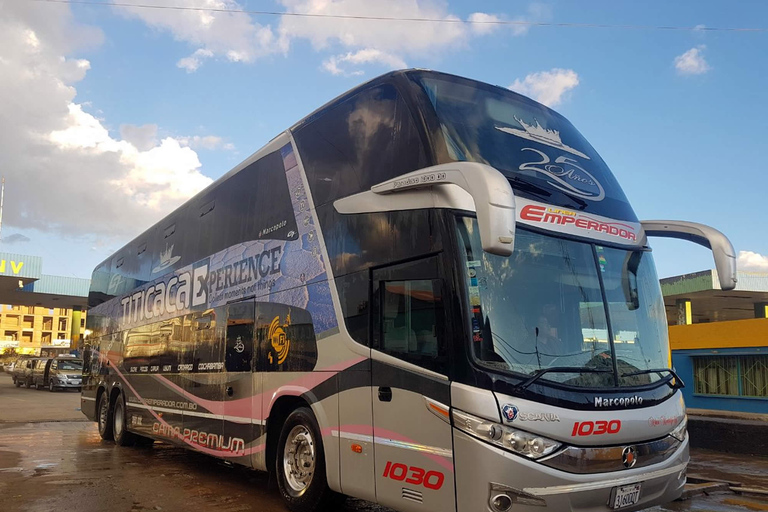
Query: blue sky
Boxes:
[{"xmin": 1, "ymin": 0, "xmax": 766, "ymax": 280}]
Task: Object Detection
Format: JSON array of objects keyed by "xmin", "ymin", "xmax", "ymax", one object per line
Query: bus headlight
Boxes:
[
  {"xmin": 452, "ymin": 409, "xmax": 561, "ymax": 459},
  {"xmin": 669, "ymin": 416, "xmax": 687, "ymax": 442}
]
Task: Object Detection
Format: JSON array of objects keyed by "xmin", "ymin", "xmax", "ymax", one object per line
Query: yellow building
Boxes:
[
  {"xmin": 663, "ymin": 269, "xmax": 767, "ymax": 414},
  {"xmin": 0, "ymin": 304, "xmax": 86, "ymax": 356}
]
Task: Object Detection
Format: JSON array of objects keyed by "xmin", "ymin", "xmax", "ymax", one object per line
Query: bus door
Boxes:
[
  {"xmin": 371, "ymin": 257, "xmax": 456, "ymax": 512},
  {"xmin": 222, "ymin": 300, "xmax": 257, "ymax": 465}
]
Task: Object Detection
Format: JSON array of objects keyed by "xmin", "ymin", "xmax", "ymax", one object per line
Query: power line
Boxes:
[{"xmin": 26, "ymin": 0, "xmax": 768, "ymax": 33}]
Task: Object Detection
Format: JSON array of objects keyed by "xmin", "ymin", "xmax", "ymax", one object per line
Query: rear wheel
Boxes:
[
  {"xmin": 113, "ymin": 394, "xmax": 135, "ymax": 446},
  {"xmin": 275, "ymin": 407, "xmax": 340, "ymax": 512},
  {"xmin": 97, "ymin": 392, "xmax": 114, "ymax": 441}
]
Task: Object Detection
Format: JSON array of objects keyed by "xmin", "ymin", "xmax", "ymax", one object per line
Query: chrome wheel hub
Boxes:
[
  {"xmin": 283, "ymin": 425, "xmax": 315, "ymax": 495},
  {"xmin": 99, "ymin": 398, "xmax": 108, "ymax": 431},
  {"xmin": 114, "ymin": 402, "xmax": 124, "ymax": 437}
]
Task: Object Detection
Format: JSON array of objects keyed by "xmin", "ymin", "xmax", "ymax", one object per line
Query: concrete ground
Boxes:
[{"xmin": 0, "ymin": 373, "xmax": 766, "ymax": 512}]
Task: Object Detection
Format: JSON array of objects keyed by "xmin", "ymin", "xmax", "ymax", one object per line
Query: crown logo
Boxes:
[
  {"xmin": 152, "ymin": 243, "xmax": 182, "ymax": 274},
  {"xmin": 160, "ymin": 244, "xmax": 174, "ymax": 266},
  {"xmin": 268, "ymin": 312, "xmax": 291, "ymax": 365},
  {"xmin": 515, "ymin": 116, "xmax": 563, "ymax": 146},
  {"xmin": 495, "ymin": 117, "xmax": 590, "ymax": 160}
]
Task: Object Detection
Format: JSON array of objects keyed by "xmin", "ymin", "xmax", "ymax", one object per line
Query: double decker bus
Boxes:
[{"xmin": 81, "ymin": 70, "xmax": 736, "ymax": 512}]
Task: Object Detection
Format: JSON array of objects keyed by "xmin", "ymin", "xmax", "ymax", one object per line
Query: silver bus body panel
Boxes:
[
  {"xmin": 492, "ymin": 390, "xmax": 686, "ymax": 446},
  {"xmin": 454, "ymin": 429, "xmax": 687, "ymax": 512},
  {"xmin": 451, "ymin": 381, "xmax": 501, "ymax": 423}
]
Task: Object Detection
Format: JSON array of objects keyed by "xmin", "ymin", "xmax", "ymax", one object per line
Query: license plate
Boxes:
[{"xmin": 612, "ymin": 483, "xmax": 641, "ymax": 509}]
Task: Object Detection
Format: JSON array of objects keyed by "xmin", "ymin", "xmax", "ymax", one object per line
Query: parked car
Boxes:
[
  {"xmin": 35, "ymin": 356, "xmax": 83, "ymax": 392},
  {"xmin": 11, "ymin": 357, "xmax": 48, "ymax": 388},
  {"xmin": 31, "ymin": 357, "xmax": 52, "ymax": 389}
]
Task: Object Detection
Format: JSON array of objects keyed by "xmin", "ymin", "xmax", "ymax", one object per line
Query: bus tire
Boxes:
[
  {"xmin": 275, "ymin": 407, "xmax": 338, "ymax": 512},
  {"xmin": 112, "ymin": 393, "xmax": 135, "ymax": 447},
  {"xmin": 97, "ymin": 391, "xmax": 114, "ymax": 441}
]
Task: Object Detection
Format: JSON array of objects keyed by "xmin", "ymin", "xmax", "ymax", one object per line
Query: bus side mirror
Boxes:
[
  {"xmin": 335, "ymin": 162, "xmax": 517, "ymax": 256},
  {"xmin": 641, "ymin": 220, "xmax": 737, "ymax": 290}
]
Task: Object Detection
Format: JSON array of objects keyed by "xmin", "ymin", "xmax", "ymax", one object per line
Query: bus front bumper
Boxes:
[{"xmin": 454, "ymin": 430, "xmax": 688, "ymax": 512}]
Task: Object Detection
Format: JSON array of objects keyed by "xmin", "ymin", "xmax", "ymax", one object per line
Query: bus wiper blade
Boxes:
[
  {"xmin": 515, "ymin": 367, "xmax": 613, "ymax": 391},
  {"xmin": 507, "ymin": 176, "xmax": 552, "ymax": 198},
  {"xmin": 621, "ymin": 368, "xmax": 685, "ymax": 389}
]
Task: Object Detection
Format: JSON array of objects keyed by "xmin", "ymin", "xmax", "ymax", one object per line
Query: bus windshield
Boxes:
[
  {"xmin": 413, "ymin": 74, "xmax": 636, "ymax": 222},
  {"xmin": 456, "ymin": 217, "xmax": 669, "ymax": 388}
]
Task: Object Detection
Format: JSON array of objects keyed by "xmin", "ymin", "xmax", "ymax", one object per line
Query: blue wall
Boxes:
[{"xmin": 673, "ymin": 347, "xmax": 768, "ymax": 414}]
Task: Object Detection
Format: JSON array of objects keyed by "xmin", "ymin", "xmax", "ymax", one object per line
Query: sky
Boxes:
[{"xmin": 0, "ymin": 0, "xmax": 767, "ymax": 281}]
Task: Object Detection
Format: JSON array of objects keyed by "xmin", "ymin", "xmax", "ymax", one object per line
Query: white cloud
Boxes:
[
  {"xmin": 116, "ymin": 0, "xmax": 287, "ymax": 72},
  {"xmin": 322, "ymin": 48, "xmax": 407, "ymax": 76},
  {"xmin": 737, "ymin": 251, "xmax": 768, "ymax": 272},
  {"xmin": 178, "ymin": 135, "xmax": 235, "ymax": 151},
  {"xmin": 468, "ymin": 12, "xmax": 501, "ymax": 36},
  {"xmin": 674, "ymin": 45, "xmax": 711, "ymax": 75},
  {"xmin": 177, "ymin": 48, "xmax": 214, "ymax": 72},
  {"xmin": 0, "ymin": 3, "xmax": 213, "ymax": 243},
  {"xmin": 509, "ymin": 68, "xmax": 580, "ymax": 107},
  {"xmin": 112, "ymin": 0, "xmax": 541, "ymax": 75}
]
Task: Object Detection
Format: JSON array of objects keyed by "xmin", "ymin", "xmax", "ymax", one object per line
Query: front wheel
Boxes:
[
  {"xmin": 97, "ymin": 392, "xmax": 114, "ymax": 441},
  {"xmin": 14, "ymin": 378, "xmax": 20, "ymax": 387},
  {"xmin": 275, "ymin": 407, "xmax": 339, "ymax": 512},
  {"xmin": 49, "ymin": 380, "xmax": 56, "ymax": 392}
]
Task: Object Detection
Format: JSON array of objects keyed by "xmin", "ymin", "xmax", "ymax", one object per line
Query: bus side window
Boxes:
[
  {"xmin": 372, "ymin": 255, "xmax": 447, "ymax": 375},
  {"xmin": 381, "ymin": 280, "xmax": 443, "ymax": 361},
  {"xmin": 225, "ymin": 302, "xmax": 255, "ymax": 373}
]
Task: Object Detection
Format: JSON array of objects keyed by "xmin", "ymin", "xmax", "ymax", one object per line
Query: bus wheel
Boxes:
[
  {"xmin": 112, "ymin": 394, "xmax": 135, "ymax": 447},
  {"xmin": 97, "ymin": 392, "xmax": 114, "ymax": 441},
  {"xmin": 275, "ymin": 407, "xmax": 337, "ymax": 512}
]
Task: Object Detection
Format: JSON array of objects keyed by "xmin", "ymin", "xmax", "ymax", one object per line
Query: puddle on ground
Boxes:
[{"xmin": 0, "ymin": 450, "xmax": 21, "ymax": 469}]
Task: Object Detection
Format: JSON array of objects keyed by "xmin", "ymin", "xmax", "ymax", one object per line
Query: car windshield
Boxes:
[
  {"xmin": 456, "ymin": 217, "xmax": 669, "ymax": 388},
  {"xmin": 58, "ymin": 360, "xmax": 83, "ymax": 370}
]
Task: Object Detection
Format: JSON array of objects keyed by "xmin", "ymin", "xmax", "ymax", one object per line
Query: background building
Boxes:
[
  {"xmin": 663, "ymin": 269, "xmax": 768, "ymax": 414},
  {"xmin": 0, "ymin": 304, "xmax": 87, "ymax": 356},
  {"xmin": 0, "ymin": 252, "xmax": 89, "ymax": 357}
]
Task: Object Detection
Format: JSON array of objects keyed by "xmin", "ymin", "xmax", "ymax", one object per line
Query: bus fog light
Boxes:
[
  {"xmin": 489, "ymin": 483, "xmax": 547, "ymax": 508},
  {"xmin": 491, "ymin": 494, "xmax": 512, "ymax": 512}
]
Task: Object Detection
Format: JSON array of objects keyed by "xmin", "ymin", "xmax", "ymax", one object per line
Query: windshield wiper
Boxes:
[
  {"xmin": 621, "ymin": 368, "xmax": 685, "ymax": 389},
  {"xmin": 506, "ymin": 176, "xmax": 552, "ymax": 199},
  {"xmin": 514, "ymin": 367, "xmax": 613, "ymax": 391}
]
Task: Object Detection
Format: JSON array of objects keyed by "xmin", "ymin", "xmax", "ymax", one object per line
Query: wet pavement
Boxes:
[{"xmin": 0, "ymin": 374, "xmax": 766, "ymax": 512}]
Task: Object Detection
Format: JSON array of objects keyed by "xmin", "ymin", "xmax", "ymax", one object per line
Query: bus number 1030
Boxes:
[
  {"xmin": 572, "ymin": 420, "xmax": 622, "ymax": 436},
  {"xmin": 382, "ymin": 461, "xmax": 445, "ymax": 490}
]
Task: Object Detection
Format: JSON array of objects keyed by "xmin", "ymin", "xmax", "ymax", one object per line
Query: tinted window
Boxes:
[
  {"xmin": 294, "ymin": 83, "xmax": 428, "ymax": 207},
  {"xmin": 212, "ymin": 150, "xmax": 298, "ymax": 255},
  {"xmin": 382, "ymin": 280, "xmax": 442, "ymax": 359},
  {"xmin": 225, "ymin": 302, "xmax": 254, "ymax": 373},
  {"xmin": 193, "ymin": 307, "xmax": 225, "ymax": 373},
  {"xmin": 373, "ymin": 256, "xmax": 447, "ymax": 374},
  {"xmin": 413, "ymin": 74, "xmax": 637, "ymax": 221},
  {"xmin": 255, "ymin": 303, "xmax": 317, "ymax": 372},
  {"xmin": 317, "ymin": 206, "xmax": 442, "ymax": 277}
]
